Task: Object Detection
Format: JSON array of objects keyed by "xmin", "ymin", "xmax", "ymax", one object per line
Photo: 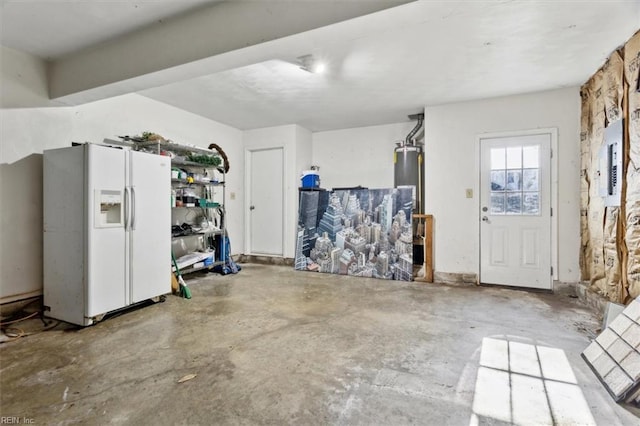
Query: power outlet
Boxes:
[{"xmin": 465, "ymin": 189, "xmax": 473, "ymax": 198}]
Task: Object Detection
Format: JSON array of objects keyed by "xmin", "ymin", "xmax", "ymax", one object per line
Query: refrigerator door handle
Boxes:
[
  {"xmin": 131, "ymin": 186, "xmax": 136, "ymax": 231},
  {"xmin": 124, "ymin": 187, "xmax": 130, "ymax": 231}
]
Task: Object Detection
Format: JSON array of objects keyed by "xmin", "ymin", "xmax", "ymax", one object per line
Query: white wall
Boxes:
[
  {"xmin": 424, "ymin": 87, "xmax": 581, "ymax": 283},
  {"xmin": 0, "ymin": 94, "xmax": 243, "ymax": 302},
  {"xmin": 243, "ymin": 124, "xmax": 312, "ymax": 258},
  {"xmin": 312, "ymin": 122, "xmax": 416, "ymax": 190},
  {"xmin": 0, "ymin": 108, "xmax": 73, "ymax": 303},
  {"xmin": 0, "ymin": 46, "xmax": 51, "ymax": 108},
  {"xmin": 295, "ymin": 125, "xmax": 313, "ymax": 177}
]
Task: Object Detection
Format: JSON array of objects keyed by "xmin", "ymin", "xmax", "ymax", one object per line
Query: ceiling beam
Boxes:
[{"xmin": 49, "ymin": 0, "xmax": 413, "ymax": 105}]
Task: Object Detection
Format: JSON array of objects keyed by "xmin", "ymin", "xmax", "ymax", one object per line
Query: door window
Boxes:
[{"xmin": 490, "ymin": 146, "xmax": 540, "ymax": 215}]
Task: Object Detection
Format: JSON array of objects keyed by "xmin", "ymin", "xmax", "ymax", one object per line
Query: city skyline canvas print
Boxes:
[{"xmin": 295, "ymin": 187, "xmax": 413, "ymax": 281}]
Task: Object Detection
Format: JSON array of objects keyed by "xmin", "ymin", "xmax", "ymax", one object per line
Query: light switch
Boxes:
[
  {"xmin": 230, "ymin": 192, "xmax": 236, "ymax": 200},
  {"xmin": 466, "ymin": 189, "xmax": 473, "ymax": 198}
]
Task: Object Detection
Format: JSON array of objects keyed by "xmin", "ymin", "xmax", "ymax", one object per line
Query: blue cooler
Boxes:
[{"xmin": 301, "ymin": 170, "xmax": 320, "ymax": 188}]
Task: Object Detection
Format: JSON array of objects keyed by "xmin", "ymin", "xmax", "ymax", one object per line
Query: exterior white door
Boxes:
[
  {"xmin": 480, "ymin": 133, "xmax": 552, "ymax": 289},
  {"xmin": 248, "ymin": 147, "xmax": 284, "ymax": 256}
]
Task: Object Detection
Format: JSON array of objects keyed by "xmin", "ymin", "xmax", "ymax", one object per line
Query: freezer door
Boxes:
[
  {"xmin": 86, "ymin": 144, "xmax": 127, "ymax": 317},
  {"xmin": 129, "ymin": 150, "xmax": 171, "ymax": 303}
]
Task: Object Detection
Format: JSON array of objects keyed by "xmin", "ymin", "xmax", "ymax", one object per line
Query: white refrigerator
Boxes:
[{"xmin": 43, "ymin": 144, "xmax": 170, "ymax": 326}]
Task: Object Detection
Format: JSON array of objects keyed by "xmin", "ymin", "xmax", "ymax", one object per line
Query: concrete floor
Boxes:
[{"xmin": 1, "ymin": 264, "xmax": 639, "ymax": 425}]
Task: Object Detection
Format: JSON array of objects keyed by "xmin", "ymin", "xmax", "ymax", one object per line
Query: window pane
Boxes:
[
  {"xmin": 491, "ymin": 192, "xmax": 505, "ymax": 214},
  {"xmin": 523, "ymin": 169, "xmax": 539, "ymax": 191},
  {"xmin": 506, "ymin": 170, "xmax": 522, "ymax": 191},
  {"xmin": 506, "ymin": 192, "xmax": 522, "ymax": 214},
  {"xmin": 491, "ymin": 170, "xmax": 506, "ymax": 191},
  {"xmin": 491, "ymin": 148, "xmax": 505, "ymax": 170},
  {"xmin": 523, "ymin": 146, "xmax": 539, "ymax": 168},
  {"xmin": 523, "ymin": 192, "xmax": 539, "ymax": 215},
  {"xmin": 507, "ymin": 147, "xmax": 522, "ymax": 169}
]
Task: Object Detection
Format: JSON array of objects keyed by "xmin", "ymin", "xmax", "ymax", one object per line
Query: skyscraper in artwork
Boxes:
[{"xmin": 317, "ymin": 194, "xmax": 344, "ymax": 241}]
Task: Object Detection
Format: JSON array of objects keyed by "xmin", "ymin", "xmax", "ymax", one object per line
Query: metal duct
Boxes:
[{"xmin": 404, "ymin": 113, "xmax": 424, "ymax": 146}]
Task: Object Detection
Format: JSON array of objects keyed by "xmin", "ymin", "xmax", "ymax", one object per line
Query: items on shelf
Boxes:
[
  {"xmin": 186, "ymin": 153, "xmax": 222, "ymax": 167},
  {"xmin": 115, "ymin": 134, "xmax": 223, "ymax": 170},
  {"xmin": 208, "ymin": 143, "xmax": 230, "ymax": 173},
  {"xmin": 104, "ymin": 135, "xmax": 230, "ymax": 277},
  {"xmin": 172, "ymin": 251, "xmax": 215, "ymax": 272},
  {"xmin": 171, "ymin": 168, "xmax": 218, "ymax": 183}
]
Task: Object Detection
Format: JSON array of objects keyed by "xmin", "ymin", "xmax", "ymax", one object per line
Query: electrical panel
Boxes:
[{"xmin": 598, "ymin": 120, "xmax": 623, "ymax": 207}]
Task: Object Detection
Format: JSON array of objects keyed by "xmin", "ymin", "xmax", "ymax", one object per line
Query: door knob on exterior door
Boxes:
[
  {"xmin": 482, "ymin": 216, "xmax": 489, "ymax": 222},
  {"xmin": 250, "ymin": 205, "xmax": 255, "ymax": 211}
]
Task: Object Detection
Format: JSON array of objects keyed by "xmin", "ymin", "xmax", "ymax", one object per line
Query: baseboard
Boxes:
[
  {"xmin": 433, "ymin": 271, "xmax": 478, "ymax": 286},
  {"xmin": 0, "ymin": 290, "xmax": 42, "ymax": 306},
  {"xmin": 237, "ymin": 255, "xmax": 294, "ymax": 267},
  {"xmin": 0, "ymin": 295, "xmax": 41, "ymax": 317},
  {"xmin": 574, "ymin": 281, "xmax": 610, "ymax": 319},
  {"xmin": 553, "ymin": 280, "xmax": 614, "ymax": 319}
]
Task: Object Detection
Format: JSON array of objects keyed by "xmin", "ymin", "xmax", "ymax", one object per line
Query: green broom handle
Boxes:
[{"xmin": 171, "ymin": 251, "xmax": 181, "ymax": 276}]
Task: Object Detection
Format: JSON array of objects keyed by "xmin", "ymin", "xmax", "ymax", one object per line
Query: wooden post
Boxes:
[
  {"xmin": 424, "ymin": 215, "xmax": 433, "ymax": 282},
  {"xmin": 414, "ymin": 214, "xmax": 434, "ymax": 283}
]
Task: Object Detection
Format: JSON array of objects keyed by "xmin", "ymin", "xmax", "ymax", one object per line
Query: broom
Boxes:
[{"xmin": 171, "ymin": 251, "xmax": 192, "ymax": 299}]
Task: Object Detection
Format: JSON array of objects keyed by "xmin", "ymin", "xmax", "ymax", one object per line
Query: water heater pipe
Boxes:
[{"xmin": 405, "ymin": 113, "xmax": 424, "ymax": 146}]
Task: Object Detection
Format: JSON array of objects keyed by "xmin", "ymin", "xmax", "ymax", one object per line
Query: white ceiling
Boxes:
[
  {"xmin": 0, "ymin": 0, "xmax": 220, "ymax": 60},
  {"xmin": 1, "ymin": 1, "xmax": 639, "ymax": 132}
]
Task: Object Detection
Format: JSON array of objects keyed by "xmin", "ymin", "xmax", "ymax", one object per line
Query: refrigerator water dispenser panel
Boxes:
[{"xmin": 95, "ymin": 189, "xmax": 123, "ymax": 227}]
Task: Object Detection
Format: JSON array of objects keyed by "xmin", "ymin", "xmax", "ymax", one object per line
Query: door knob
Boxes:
[
  {"xmin": 250, "ymin": 205, "xmax": 255, "ymax": 210},
  {"xmin": 482, "ymin": 216, "xmax": 489, "ymax": 222}
]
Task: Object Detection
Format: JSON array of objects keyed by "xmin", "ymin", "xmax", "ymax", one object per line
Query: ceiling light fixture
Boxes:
[{"xmin": 297, "ymin": 54, "xmax": 326, "ymax": 74}]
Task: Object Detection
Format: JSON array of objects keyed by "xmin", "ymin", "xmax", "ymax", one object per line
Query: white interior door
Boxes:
[
  {"xmin": 129, "ymin": 151, "xmax": 171, "ymax": 303},
  {"xmin": 480, "ymin": 133, "xmax": 552, "ymax": 289},
  {"xmin": 248, "ymin": 147, "xmax": 284, "ymax": 256}
]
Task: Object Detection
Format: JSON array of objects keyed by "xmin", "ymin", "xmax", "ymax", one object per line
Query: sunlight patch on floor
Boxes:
[{"xmin": 470, "ymin": 337, "xmax": 595, "ymax": 426}]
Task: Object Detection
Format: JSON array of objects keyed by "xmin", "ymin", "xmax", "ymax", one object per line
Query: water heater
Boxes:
[{"xmin": 394, "ymin": 113, "xmax": 424, "ymax": 214}]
